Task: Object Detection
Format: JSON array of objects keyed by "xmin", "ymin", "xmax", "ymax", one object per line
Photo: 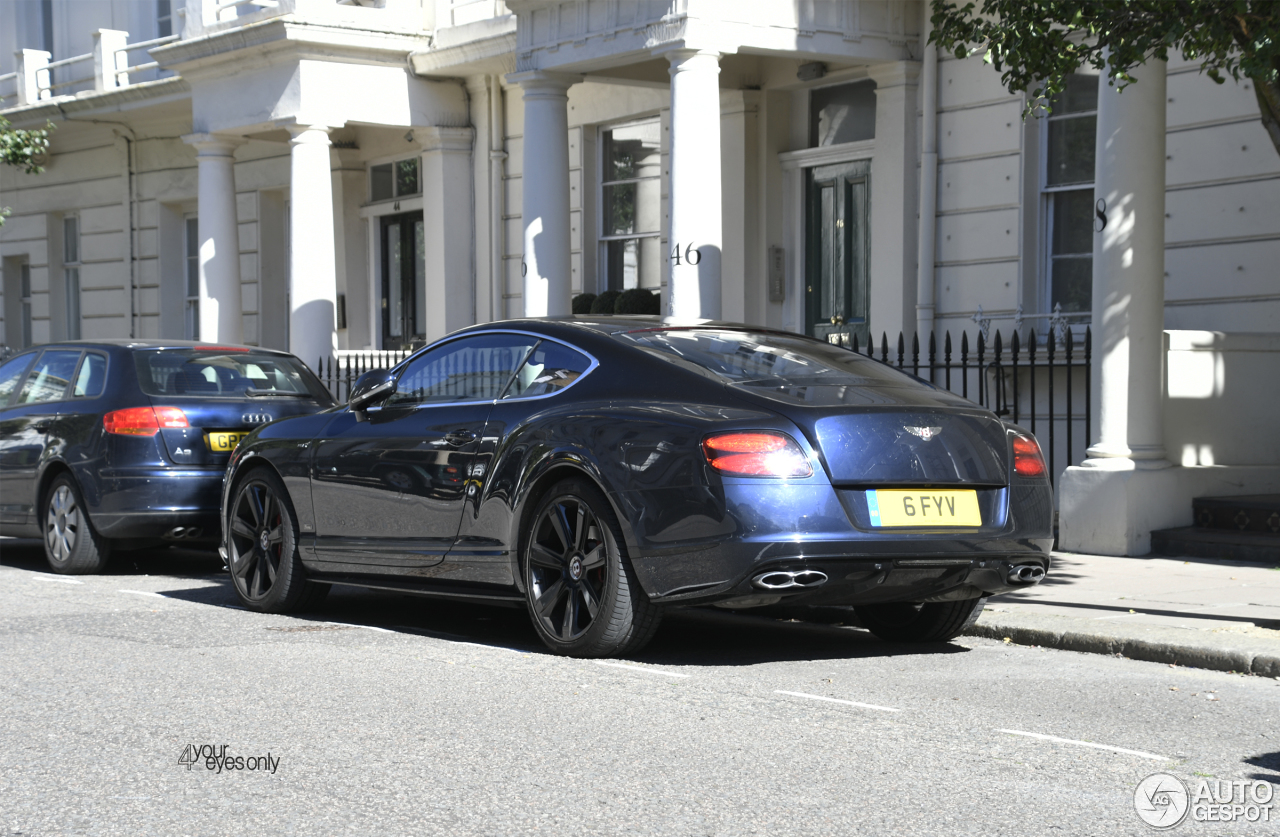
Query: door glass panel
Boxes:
[
  {"xmin": 0, "ymin": 355, "xmax": 36, "ymax": 408},
  {"xmin": 414, "ymin": 218, "xmax": 426, "ymax": 338},
  {"xmin": 387, "ymin": 334, "xmax": 538, "ymax": 407},
  {"xmin": 19, "ymin": 351, "xmax": 81, "ymax": 404},
  {"xmin": 386, "ymin": 223, "xmax": 402, "ymax": 338}
]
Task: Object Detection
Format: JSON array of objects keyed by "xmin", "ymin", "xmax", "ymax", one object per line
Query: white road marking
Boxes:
[
  {"xmin": 322, "ymin": 621, "xmax": 394, "ymax": 634},
  {"xmin": 997, "ymin": 728, "xmax": 1168, "ymax": 761},
  {"xmin": 34, "ymin": 576, "xmax": 83, "ymax": 584},
  {"xmin": 775, "ymin": 690, "xmax": 900, "ymax": 713},
  {"xmin": 594, "ymin": 661, "xmax": 690, "ymax": 678},
  {"xmin": 118, "ymin": 590, "xmax": 165, "ymax": 598}
]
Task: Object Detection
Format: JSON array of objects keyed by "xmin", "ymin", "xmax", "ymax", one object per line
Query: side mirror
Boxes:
[{"xmin": 348, "ymin": 369, "xmax": 395, "ymax": 410}]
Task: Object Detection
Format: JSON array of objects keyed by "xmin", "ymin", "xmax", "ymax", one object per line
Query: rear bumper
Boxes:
[{"xmin": 90, "ymin": 467, "xmax": 224, "ymax": 540}]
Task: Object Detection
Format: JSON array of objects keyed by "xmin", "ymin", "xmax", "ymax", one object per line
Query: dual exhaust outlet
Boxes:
[
  {"xmin": 1007, "ymin": 564, "xmax": 1046, "ymax": 584},
  {"xmin": 164, "ymin": 526, "xmax": 204, "ymax": 540},
  {"xmin": 752, "ymin": 569, "xmax": 828, "ymax": 590}
]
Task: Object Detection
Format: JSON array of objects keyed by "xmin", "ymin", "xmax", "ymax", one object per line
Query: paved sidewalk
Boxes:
[{"xmin": 965, "ymin": 552, "xmax": 1280, "ymax": 676}]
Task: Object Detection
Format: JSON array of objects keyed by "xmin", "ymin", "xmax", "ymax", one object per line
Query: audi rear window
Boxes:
[
  {"xmin": 133, "ymin": 349, "xmax": 332, "ymax": 402},
  {"xmin": 616, "ymin": 329, "xmax": 919, "ymax": 388}
]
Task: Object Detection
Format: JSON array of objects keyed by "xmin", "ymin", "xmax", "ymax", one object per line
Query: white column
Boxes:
[
  {"xmin": 420, "ymin": 126, "xmax": 476, "ymax": 341},
  {"xmin": 512, "ymin": 72, "xmax": 576, "ymax": 318},
  {"xmin": 184, "ymin": 133, "xmax": 244, "ymax": 344},
  {"xmin": 285, "ymin": 123, "xmax": 339, "ymax": 368},
  {"xmin": 915, "ymin": 5, "xmax": 939, "ymax": 344},
  {"xmin": 1082, "ymin": 60, "xmax": 1170, "ymax": 469},
  {"xmin": 867, "ymin": 61, "xmax": 921, "ymax": 339},
  {"xmin": 665, "ymin": 48, "xmax": 723, "ymax": 320}
]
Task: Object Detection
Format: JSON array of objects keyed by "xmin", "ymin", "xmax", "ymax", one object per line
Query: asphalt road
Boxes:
[{"xmin": 2, "ymin": 539, "xmax": 1278, "ymax": 836}]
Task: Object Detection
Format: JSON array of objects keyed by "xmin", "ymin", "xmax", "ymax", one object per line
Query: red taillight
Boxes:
[
  {"xmin": 702, "ymin": 431, "xmax": 812, "ymax": 478},
  {"xmin": 103, "ymin": 406, "xmax": 190, "ymax": 436},
  {"xmin": 1013, "ymin": 433, "xmax": 1047, "ymax": 477}
]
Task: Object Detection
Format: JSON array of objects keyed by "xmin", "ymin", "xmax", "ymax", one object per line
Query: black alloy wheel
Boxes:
[
  {"xmin": 524, "ymin": 479, "xmax": 660, "ymax": 657},
  {"xmin": 42, "ymin": 474, "xmax": 111, "ymax": 574},
  {"xmin": 227, "ymin": 468, "xmax": 327, "ymax": 612},
  {"xmin": 854, "ymin": 596, "xmax": 986, "ymax": 643}
]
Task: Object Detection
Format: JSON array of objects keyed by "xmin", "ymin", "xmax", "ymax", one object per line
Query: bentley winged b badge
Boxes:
[{"xmin": 904, "ymin": 426, "xmax": 942, "ymax": 441}]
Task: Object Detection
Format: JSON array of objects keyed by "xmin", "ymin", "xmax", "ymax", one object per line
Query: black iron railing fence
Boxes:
[
  {"xmin": 316, "ymin": 325, "xmax": 1092, "ymax": 487},
  {"xmin": 835, "ymin": 327, "xmax": 1092, "ymax": 487}
]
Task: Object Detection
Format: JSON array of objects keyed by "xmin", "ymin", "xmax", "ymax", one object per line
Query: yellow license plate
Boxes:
[
  {"xmin": 867, "ymin": 489, "xmax": 981, "ymax": 527},
  {"xmin": 207, "ymin": 431, "xmax": 250, "ymax": 452}
]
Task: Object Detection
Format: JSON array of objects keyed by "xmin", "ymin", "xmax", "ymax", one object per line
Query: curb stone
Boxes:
[{"xmin": 963, "ymin": 611, "xmax": 1280, "ymax": 677}]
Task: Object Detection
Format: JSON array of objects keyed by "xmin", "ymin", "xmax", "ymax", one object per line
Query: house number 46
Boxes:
[{"xmin": 669, "ymin": 243, "xmax": 702, "ymax": 266}]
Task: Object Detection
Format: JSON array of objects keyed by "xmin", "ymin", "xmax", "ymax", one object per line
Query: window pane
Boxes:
[
  {"xmin": 604, "ymin": 182, "xmax": 636, "ymax": 236},
  {"xmin": 396, "ymin": 158, "xmax": 419, "ymax": 196},
  {"xmin": 810, "ymin": 80, "xmax": 877, "ymax": 147},
  {"xmin": 387, "ymin": 334, "xmax": 539, "ymax": 407},
  {"xmin": 0, "ymin": 354, "xmax": 36, "ymax": 407},
  {"xmin": 73, "ymin": 353, "xmax": 106, "ymax": 397},
  {"xmin": 20, "ymin": 350, "xmax": 81, "ymax": 404},
  {"xmin": 66, "ymin": 268, "xmax": 81, "ymax": 340},
  {"xmin": 371, "ymin": 164, "xmax": 393, "ymax": 201},
  {"xmin": 63, "ymin": 217, "xmax": 79, "ymax": 263},
  {"xmin": 1052, "ymin": 190, "xmax": 1094, "ymax": 256},
  {"xmin": 1047, "ymin": 114, "xmax": 1096, "ymax": 186},
  {"xmin": 1051, "ymin": 256, "xmax": 1092, "ymax": 313},
  {"xmin": 604, "ymin": 121, "xmax": 661, "ymax": 182},
  {"xmin": 20, "ymin": 263, "xmax": 31, "ymax": 297},
  {"xmin": 133, "ymin": 349, "xmax": 330, "ymax": 400},
  {"xmin": 605, "ymin": 237, "xmax": 661, "ymax": 292},
  {"xmin": 1049, "ymin": 73, "xmax": 1098, "ymax": 115},
  {"xmin": 186, "ymin": 217, "xmax": 200, "ymax": 297},
  {"xmin": 503, "ymin": 341, "xmax": 592, "ymax": 399},
  {"xmin": 157, "ymin": 0, "xmax": 172, "ymax": 37}
]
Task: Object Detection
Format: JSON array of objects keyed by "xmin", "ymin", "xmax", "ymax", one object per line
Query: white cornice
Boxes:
[
  {"xmin": 779, "ymin": 139, "xmax": 876, "ymax": 171},
  {"xmin": 0, "ymin": 76, "xmax": 190, "ymax": 125}
]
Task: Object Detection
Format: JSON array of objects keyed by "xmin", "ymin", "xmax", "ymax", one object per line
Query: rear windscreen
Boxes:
[
  {"xmin": 134, "ymin": 349, "xmax": 331, "ymax": 401},
  {"xmin": 615, "ymin": 329, "xmax": 920, "ymax": 387}
]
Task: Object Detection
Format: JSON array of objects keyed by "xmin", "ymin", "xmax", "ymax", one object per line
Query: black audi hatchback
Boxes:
[{"xmin": 0, "ymin": 341, "xmax": 334, "ymax": 573}]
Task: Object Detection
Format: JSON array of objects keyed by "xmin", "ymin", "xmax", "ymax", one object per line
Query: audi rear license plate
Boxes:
[
  {"xmin": 206, "ymin": 431, "xmax": 251, "ymax": 452},
  {"xmin": 866, "ymin": 489, "xmax": 981, "ymax": 527}
]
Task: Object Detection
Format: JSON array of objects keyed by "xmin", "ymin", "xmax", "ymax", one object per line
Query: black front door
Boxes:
[
  {"xmin": 381, "ymin": 212, "xmax": 424, "ymax": 350},
  {"xmin": 806, "ymin": 161, "xmax": 870, "ymax": 348}
]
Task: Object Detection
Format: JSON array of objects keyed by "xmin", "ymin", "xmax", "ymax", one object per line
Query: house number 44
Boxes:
[{"xmin": 669, "ymin": 243, "xmax": 702, "ymax": 266}]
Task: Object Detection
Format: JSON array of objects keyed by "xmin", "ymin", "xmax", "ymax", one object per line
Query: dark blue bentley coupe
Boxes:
[
  {"xmin": 220, "ymin": 318, "xmax": 1053, "ymax": 658},
  {"xmin": 0, "ymin": 340, "xmax": 333, "ymax": 573}
]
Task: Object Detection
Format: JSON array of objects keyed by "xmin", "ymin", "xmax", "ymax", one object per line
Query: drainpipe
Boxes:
[
  {"xmin": 489, "ymin": 74, "xmax": 507, "ymax": 322},
  {"xmin": 914, "ymin": 3, "xmax": 938, "ymax": 354}
]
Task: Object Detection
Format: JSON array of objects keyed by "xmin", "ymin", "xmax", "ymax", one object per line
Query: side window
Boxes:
[
  {"xmin": 72, "ymin": 353, "xmax": 108, "ymax": 398},
  {"xmin": 19, "ymin": 351, "xmax": 83, "ymax": 405},
  {"xmin": 386, "ymin": 334, "xmax": 539, "ymax": 408},
  {"xmin": 503, "ymin": 341, "xmax": 593, "ymax": 399},
  {"xmin": 0, "ymin": 354, "xmax": 37, "ymax": 408}
]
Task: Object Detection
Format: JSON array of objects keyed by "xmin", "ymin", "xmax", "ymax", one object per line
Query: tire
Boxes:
[
  {"xmin": 522, "ymin": 478, "xmax": 661, "ymax": 657},
  {"xmin": 42, "ymin": 473, "xmax": 111, "ymax": 574},
  {"xmin": 226, "ymin": 467, "xmax": 326, "ymax": 613},
  {"xmin": 854, "ymin": 596, "xmax": 986, "ymax": 643}
]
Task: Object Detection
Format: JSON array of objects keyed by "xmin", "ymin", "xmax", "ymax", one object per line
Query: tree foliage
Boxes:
[
  {"xmin": 1, "ymin": 116, "xmax": 54, "ymax": 226},
  {"xmin": 930, "ymin": 1, "xmax": 1280, "ymax": 157}
]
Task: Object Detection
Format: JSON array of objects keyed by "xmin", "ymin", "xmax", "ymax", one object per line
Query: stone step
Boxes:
[
  {"xmin": 1150, "ymin": 526, "xmax": 1280, "ymax": 564},
  {"xmin": 1192, "ymin": 494, "xmax": 1280, "ymax": 534}
]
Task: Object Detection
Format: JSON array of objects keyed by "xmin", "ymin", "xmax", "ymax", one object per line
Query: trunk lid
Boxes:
[{"xmin": 730, "ymin": 382, "xmax": 1009, "ymax": 485}]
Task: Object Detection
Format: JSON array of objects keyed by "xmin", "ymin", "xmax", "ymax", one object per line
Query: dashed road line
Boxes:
[
  {"xmin": 997, "ymin": 728, "xmax": 1168, "ymax": 761},
  {"xmin": 775, "ymin": 690, "xmax": 901, "ymax": 712},
  {"xmin": 322, "ymin": 621, "xmax": 395, "ymax": 634},
  {"xmin": 118, "ymin": 589, "xmax": 165, "ymax": 598},
  {"xmin": 594, "ymin": 661, "xmax": 690, "ymax": 678},
  {"xmin": 33, "ymin": 576, "xmax": 83, "ymax": 584}
]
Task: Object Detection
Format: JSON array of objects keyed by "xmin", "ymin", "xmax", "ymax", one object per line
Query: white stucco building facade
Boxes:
[{"xmin": 2, "ymin": 0, "xmax": 1279, "ymax": 555}]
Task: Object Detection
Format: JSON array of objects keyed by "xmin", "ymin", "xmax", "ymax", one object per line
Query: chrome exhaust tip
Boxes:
[
  {"xmin": 165, "ymin": 527, "xmax": 188, "ymax": 540},
  {"xmin": 752, "ymin": 569, "xmax": 829, "ymax": 590},
  {"xmin": 1007, "ymin": 564, "xmax": 1046, "ymax": 584}
]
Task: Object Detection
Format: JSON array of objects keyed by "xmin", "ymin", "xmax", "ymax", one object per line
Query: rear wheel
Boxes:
[
  {"xmin": 523, "ymin": 479, "xmax": 660, "ymax": 657},
  {"xmin": 42, "ymin": 474, "xmax": 111, "ymax": 574},
  {"xmin": 227, "ymin": 468, "xmax": 327, "ymax": 612},
  {"xmin": 854, "ymin": 597, "xmax": 985, "ymax": 643}
]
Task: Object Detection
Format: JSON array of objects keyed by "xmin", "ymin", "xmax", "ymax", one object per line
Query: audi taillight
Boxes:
[
  {"xmin": 103, "ymin": 406, "xmax": 190, "ymax": 436},
  {"xmin": 702, "ymin": 431, "xmax": 812, "ymax": 478},
  {"xmin": 1012, "ymin": 433, "xmax": 1047, "ymax": 477}
]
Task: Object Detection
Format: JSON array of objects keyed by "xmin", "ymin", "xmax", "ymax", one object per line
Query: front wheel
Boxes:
[
  {"xmin": 226, "ymin": 468, "xmax": 328, "ymax": 613},
  {"xmin": 523, "ymin": 479, "xmax": 660, "ymax": 657},
  {"xmin": 854, "ymin": 597, "xmax": 986, "ymax": 643}
]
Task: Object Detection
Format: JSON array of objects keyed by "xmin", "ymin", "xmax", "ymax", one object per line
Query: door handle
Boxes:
[
  {"xmin": 443, "ymin": 430, "xmax": 478, "ymax": 447},
  {"xmin": 33, "ymin": 419, "xmax": 53, "ymax": 432}
]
